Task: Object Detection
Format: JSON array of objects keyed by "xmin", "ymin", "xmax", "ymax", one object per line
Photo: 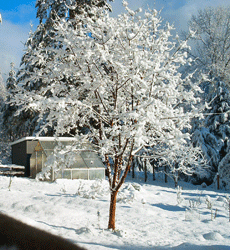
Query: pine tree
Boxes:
[
  {"xmin": 6, "ymin": 0, "xmax": 113, "ymax": 138},
  {"xmin": 0, "ymin": 70, "xmax": 12, "ymax": 163},
  {"xmin": 1, "ymin": 63, "xmax": 18, "ymax": 140},
  {"xmin": 192, "ymin": 80, "xmax": 230, "ymax": 184},
  {"xmin": 6, "ymin": 63, "xmax": 17, "ymax": 91}
]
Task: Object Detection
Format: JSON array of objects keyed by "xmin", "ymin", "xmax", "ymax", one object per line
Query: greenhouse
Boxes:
[{"xmin": 11, "ymin": 137, "xmax": 105, "ymax": 180}]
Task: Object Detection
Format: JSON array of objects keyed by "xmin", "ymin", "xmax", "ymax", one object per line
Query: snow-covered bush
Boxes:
[
  {"xmin": 176, "ymin": 186, "xmax": 183, "ymax": 205},
  {"xmin": 117, "ymin": 184, "xmax": 138, "ymax": 204},
  {"xmin": 76, "ymin": 180, "xmax": 110, "ymax": 199},
  {"xmin": 205, "ymin": 195, "xmax": 213, "ymax": 209}
]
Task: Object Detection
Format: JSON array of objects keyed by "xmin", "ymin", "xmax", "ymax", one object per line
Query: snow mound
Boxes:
[
  {"xmin": 203, "ymin": 232, "xmax": 223, "ymax": 241},
  {"xmin": 131, "ymin": 183, "xmax": 142, "ymax": 191},
  {"xmin": 113, "ymin": 229, "xmax": 128, "ymax": 238},
  {"xmin": 185, "ymin": 208, "xmax": 200, "ymax": 221},
  {"xmin": 216, "ymin": 196, "xmax": 227, "ymax": 202}
]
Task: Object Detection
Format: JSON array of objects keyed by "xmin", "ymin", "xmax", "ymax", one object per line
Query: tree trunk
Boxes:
[
  {"xmin": 132, "ymin": 161, "xmax": 135, "ymax": 179},
  {"xmin": 152, "ymin": 165, "xmax": 156, "ymax": 181},
  {"xmin": 144, "ymin": 159, "xmax": 147, "ymax": 182},
  {"xmin": 152, "ymin": 160, "xmax": 156, "ymax": 181},
  {"xmin": 174, "ymin": 176, "xmax": 178, "ymax": 187},
  {"xmin": 108, "ymin": 190, "xmax": 118, "ymax": 230},
  {"xmin": 164, "ymin": 165, "xmax": 168, "ymax": 183}
]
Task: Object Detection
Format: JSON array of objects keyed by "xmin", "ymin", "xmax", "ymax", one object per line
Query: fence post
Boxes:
[
  {"xmin": 164, "ymin": 165, "xmax": 168, "ymax": 183},
  {"xmin": 144, "ymin": 159, "xmax": 147, "ymax": 182},
  {"xmin": 217, "ymin": 173, "xmax": 220, "ymax": 190}
]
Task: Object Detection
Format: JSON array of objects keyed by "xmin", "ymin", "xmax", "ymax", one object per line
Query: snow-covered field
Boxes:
[{"xmin": 0, "ymin": 174, "xmax": 230, "ymax": 250}]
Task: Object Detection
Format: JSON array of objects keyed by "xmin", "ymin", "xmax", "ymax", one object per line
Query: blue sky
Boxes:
[
  {"xmin": 1, "ymin": 0, "xmax": 230, "ymax": 80},
  {"xmin": 0, "ymin": 0, "xmax": 37, "ymax": 24}
]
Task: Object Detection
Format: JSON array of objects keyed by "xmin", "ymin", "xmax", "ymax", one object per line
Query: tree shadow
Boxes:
[
  {"xmin": 152, "ymin": 203, "xmax": 185, "ymax": 212},
  {"xmin": 37, "ymin": 220, "xmax": 77, "ymax": 233},
  {"xmin": 78, "ymin": 241, "xmax": 230, "ymax": 250}
]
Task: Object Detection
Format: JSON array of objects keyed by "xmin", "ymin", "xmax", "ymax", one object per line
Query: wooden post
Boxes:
[
  {"xmin": 164, "ymin": 165, "xmax": 168, "ymax": 183},
  {"xmin": 144, "ymin": 159, "xmax": 147, "ymax": 182},
  {"xmin": 152, "ymin": 160, "xmax": 156, "ymax": 181},
  {"xmin": 217, "ymin": 173, "xmax": 220, "ymax": 190}
]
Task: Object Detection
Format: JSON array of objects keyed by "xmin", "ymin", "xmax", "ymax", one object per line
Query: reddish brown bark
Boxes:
[
  {"xmin": 108, "ymin": 141, "xmax": 134, "ymax": 230},
  {"xmin": 108, "ymin": 190, "xmax": 118, "ymax": 230}
]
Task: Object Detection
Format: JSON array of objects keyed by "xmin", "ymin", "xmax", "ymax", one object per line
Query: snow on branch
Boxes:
[{"xmin": 13, "ymin": 4, "xmax": 203, "ymax": 194}]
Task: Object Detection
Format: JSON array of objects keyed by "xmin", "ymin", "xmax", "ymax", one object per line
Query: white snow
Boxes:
[{"xmin": 0, "ymin": 174, "xmax": 230, "ymax": 250}]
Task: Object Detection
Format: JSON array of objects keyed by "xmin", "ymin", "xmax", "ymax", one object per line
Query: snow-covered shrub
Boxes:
[
  {"xmin": 222, "ymin": 195, "xmax": 230, "ymax": 221},
  {"xmin": 189, "ymin": 198, "xmax": 201, "ymax": 209},
  {"xmin": 185, "ymin": 208, "xmax": 200, "ymax": 221},
  {"xmin": 76, "ymin": 180, "xmax": 109, "ymax": 199},
  {"xmin": 131, "ymin": 183, "xmax": 142, "ymax": 192},
  {"xmin": 185, "ymin": 190, "xmax": 203, "ymax": 220},
  {"xmin": 176, "ymin": 186, "xmax": 184, "ymax": 205},
  {"xmin": 117, "ymin": 184, "xmax": 137, "ymax": 204},
  {"xmin": 205, "ymin": 195, "xmax": 213, "ymax": 209}
]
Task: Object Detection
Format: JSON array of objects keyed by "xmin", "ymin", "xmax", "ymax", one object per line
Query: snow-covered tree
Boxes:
[
  {"xmin": 36, "ymin": 0, "xmax": 113, "ymax": 24},
  {"xmin": 5, "ymin": 0, "xmax": 114, "ymax": 138},
  {"xmin": 13, "ymin": 2, "xmax": 203, "ymax": 229},
  {"xmin": 1, "ymin": 63, "xmax": 20, "ymax": 140},
  {"xmin": 0, "ymin": 71, "xmax": 5, "ymax": 101},
  {"xmin": 192, "ymin": 80, "xmax": 230, "ymax": 184},
  {"xmin": 0, "ymin": 70, "xmax": 11, "ymax": 164},
  {"xmin": 218, "ymin": 152, "xmax": 230, "ymax": 190},
  {"xmin": 187, "ymin": 6, "xmax": 230, "ymax": 83},
  {"xmin": 6, "ymin": 63, "xmax": 17, "ymax": 91}
]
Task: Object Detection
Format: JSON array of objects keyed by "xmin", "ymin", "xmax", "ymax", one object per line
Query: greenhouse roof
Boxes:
[
  {"xmin": 33, "ymin": 140, "xmax": 104, "ymax": 169},
  {"xmin": 10, "ymin": 137, "xmax": 77, "ymax": 146}
]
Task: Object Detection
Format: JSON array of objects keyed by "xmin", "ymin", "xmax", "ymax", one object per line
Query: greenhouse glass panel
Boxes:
[
  {"xmin": 62, "ymin": 170, "xmax": 71, "ymax": 179},
  {"xmin": 81, "ymin": 151, "xmax": 98, "ymax": 159},
  {"xmin": 30, "ymin": 151, "xmax": 46, "ymax": 178},
  {"xmin": 89, "ymin": 169, "xmax": 105, "ymax": 180},
  {"xmin": 56, "ymin": 170, "xmax": 63, "ymax": 179},
  {"xmin": 72, "ymin": 169, "xmax": 88, "ymax": 179},
  {"xmin": 40, "ymin": 141, "xmax": 56, "ymax": 150},
  {"xmin": 83, "ymin": 158, "xmax": 105, "ymax": 168},
  {"xmin": 73, "ymin": 154, "xmax": 87, "ymax": 168}
]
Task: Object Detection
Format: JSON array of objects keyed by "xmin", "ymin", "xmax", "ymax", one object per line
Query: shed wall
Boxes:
[
  {"xmin": 27, "ymin": 141, "xmax": 38, "ymax": 154},
  {"xmin": 12, "ymin": 140, "xmax": 38, "ymax": 177},
  {"xmin": 12, "ymin": 141, "xmax": 27, "ymax": 168}
]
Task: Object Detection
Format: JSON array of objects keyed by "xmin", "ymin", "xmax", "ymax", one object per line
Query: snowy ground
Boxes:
[{"xmin": 0, "ymin": 173, "xmax": 230, "ymax": 250}]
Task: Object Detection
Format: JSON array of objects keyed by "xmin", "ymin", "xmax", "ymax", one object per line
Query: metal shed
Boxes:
[{"xmin": 11, "ymin": 137, "xmax": 105, "ymax": 180}]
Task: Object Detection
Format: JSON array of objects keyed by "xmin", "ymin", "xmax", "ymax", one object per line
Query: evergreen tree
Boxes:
[
  {"xmin": 2, "ymin": 63, "xmax": 21, "ymax": 140},
  {"xmin": 6, "ymin": 63, "xmax": 17, "ymax": 91},
  {"xmin": 192, "ymin": 80, "xmax": 230, "ymax": 184},
  {"xmin": 6, "ymin": 0, "xmax": 113, "ymax": 138}
]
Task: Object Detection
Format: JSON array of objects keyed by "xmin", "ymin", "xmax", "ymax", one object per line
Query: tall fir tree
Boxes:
[
  {"xmin": 5, "ymin": 0, "xmax": 113, "ymax": 138},
  {"xmin": 192, "ymin": 80, "xmax": 230, "ymax": 184},
  {"xmin": 2, "ymin": 63, "xmax": 18, "ymax": 140}
]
